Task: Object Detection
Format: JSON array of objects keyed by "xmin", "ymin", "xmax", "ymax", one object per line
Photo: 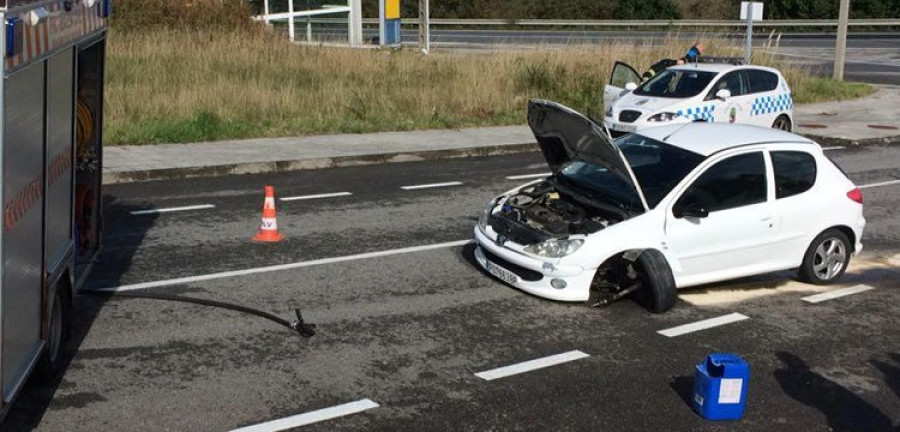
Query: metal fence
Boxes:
[{"xmin": 357, "ymin": 18, "xmax": 900, "ymax": 28}]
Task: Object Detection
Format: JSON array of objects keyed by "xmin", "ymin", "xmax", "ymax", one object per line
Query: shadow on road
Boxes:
[
  {"xmin": 0, "ymin": 196, "xmax": 157, "ymax": 431},
  {"xmin": 775, "ymin": 351, "xmax": 896, "ymax": 432},
  {"xmin": 669, "ymin": 375, "xmax": 695, "ymax": 411}
]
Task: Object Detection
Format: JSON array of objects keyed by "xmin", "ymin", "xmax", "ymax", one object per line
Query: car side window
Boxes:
[
  {"xmin": 771, "ymin": 151, "xmax": 817, "ymax": 199},
  {"xmin": 706, "ymin": 71, "xmax": 747, "ymax": 100},
  {"xmin": 675, "ymin": 152, "xmax": 767, "ymax": 214},
  {"xmin": 747, "ymin": 70, "xmax": 779, "ymax": 94}
]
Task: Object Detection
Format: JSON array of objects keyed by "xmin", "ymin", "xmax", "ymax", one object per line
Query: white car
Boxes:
[
  {"xmin": 602, "ymin": 61, "xmax": 794, "ymax": 138},
  {"xmin": 474, "ymin": 100, "xmax": 864, "ymax": 313}
]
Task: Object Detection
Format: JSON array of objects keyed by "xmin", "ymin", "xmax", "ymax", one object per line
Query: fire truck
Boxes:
[{"xmin": 0, "ymin": 0, "xmax": 108, "ymax": 420}]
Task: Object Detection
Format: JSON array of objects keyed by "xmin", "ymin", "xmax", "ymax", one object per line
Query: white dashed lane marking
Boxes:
[
  {"xmin": 474, "ymin": 350, "xmax": 590, "ymax": 381},
  {"xmin": 802, "ymin": 284, "xmax": 875, "ymax": 304},
  {"xmin": 280, "ymin": 192, "xmax": 353, "ymax": 201},
  {"xmin": 822, "ymin": 146, "xmax": 846, "ymax": 151},
  {"xmin": 859, "ymin": 179, "xmax": 900, "ymax": 189},
  {"xmin": 505, "ymin": 172, "xmax": 551, "ymax": 180},
  {"xmin": 657, "ymin": 313, "xmax": 750, "ymax": 337},
  {"xmin": 229, "ymin": 399, "xmax": 379, "ymax": 432},
  {"xmin": 129, "ymin": 204, "xmax": 216, "ymax": 215},
  {"xmin": 400, "ymin": 181, "xmax": 463, "ymax": 190},
  {"xmin": 90, "ymin": 240, "xmax": 473, "ymax": 292}
]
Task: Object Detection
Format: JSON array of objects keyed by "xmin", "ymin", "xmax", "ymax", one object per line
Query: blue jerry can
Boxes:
[{"xmin": 692, "ymin": 353, "xmax": 750, "ymax": 420}]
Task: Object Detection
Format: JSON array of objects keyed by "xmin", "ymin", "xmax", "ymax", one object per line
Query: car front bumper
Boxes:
[{"xmin": 473, "ymin": 226, "xmax": 595, "ymax": 302}]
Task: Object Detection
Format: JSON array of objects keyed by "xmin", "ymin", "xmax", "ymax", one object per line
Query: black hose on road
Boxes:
[{"xmin": 82, "ymin": 290, "xmax": 317, "ymax": 337}]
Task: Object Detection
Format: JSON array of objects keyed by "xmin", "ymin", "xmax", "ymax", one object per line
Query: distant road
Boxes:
[{"xmin": 314, "ymin": 28, "xmax": 900, "ymax": 84}]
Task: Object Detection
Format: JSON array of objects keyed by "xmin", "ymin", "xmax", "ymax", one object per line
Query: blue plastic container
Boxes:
[{"xmin": 692, "ymin": 353, "xmax": 750, "ymax": 420}]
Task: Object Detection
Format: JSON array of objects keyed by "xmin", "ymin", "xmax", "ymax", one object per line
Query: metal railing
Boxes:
[{"xmin": 356, "ymin": 18, "xmax": 900, "ymax": 28}]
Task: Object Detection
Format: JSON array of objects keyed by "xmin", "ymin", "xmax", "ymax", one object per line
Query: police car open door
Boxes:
[{"xmin": 603, "ymin": 61, "xmax": 640, "ymax": 111}]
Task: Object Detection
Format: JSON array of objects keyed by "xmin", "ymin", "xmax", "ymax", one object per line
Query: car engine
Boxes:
[{"xmin": 491, "ymin": 181, "xmax": 623, "ymax": 242}]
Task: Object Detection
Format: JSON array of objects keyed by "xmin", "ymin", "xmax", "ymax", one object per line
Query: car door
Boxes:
[
  {"xmin": 706, "ymin": 70, "xmax": 752, "ymax": 125},
  {"xmin": 664, "ymin": 151, "xmax": 779, "ymax": 287},
  {"xmin": 603, "ymin": 62, "xmax": 641, "ymax": 109}
]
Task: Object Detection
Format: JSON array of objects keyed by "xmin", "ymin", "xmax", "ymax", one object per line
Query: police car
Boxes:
[{"xmin": 603, "ymin": 61, "xmax": 794, "ymax": 138}]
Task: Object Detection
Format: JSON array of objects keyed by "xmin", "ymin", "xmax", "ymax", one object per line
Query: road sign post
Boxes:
[
  {"xmin": 380, "ymin": 0, "xmax": 402, "ymax": 47},
  {"xmin": 741, "ymin": 2, "xmax": 763, "ymax": 64},
  {"xmin": 834, "ymin": 0, "xmax": 850, "ymax": 80}
]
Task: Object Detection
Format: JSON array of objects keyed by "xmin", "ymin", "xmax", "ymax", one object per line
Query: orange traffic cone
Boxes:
[{"xmin": 253, "ymin": 185, "xmax": 284, "ymax": 243}]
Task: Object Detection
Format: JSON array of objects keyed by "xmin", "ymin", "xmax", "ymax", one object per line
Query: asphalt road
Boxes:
[
  {"xmin": 311, "ymin": 28, "xmax": 900, "ymax": 84},
  {"xmin": 3, "ymin": 144, "xmax": 900, "ymax": 431}
]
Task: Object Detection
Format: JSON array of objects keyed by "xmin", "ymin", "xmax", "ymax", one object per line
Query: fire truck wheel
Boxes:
[{"xmin": 35, "ymin": 289, "xmax": 68, "ymax": 382}]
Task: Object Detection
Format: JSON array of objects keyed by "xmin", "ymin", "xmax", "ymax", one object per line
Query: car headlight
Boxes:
[
  {"xmin": 524, "ymin": 239, "xmax": 584, "ymax": 258},
  {"xmin": 647, "ymin": 112, "xmax": 680, "ymax": 122},
  {"xmin": 605, "ymin": 105, "xmax": 613, "ymax": 117},
  {"xmin": 478, "ymin": 199, "xmax": 496, "ymax": 230}
]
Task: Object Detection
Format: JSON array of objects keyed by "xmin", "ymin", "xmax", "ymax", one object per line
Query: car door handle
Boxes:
[{"xmin": 760, "ymin": 216, "xmax": 773, "ymax": 222}]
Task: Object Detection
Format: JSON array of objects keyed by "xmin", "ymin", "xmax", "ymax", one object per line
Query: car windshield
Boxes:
[
  {"xmin": 559, "ymin": 134, "xmax": 704, "ymax": 210},
  {"xmin": 633, "ymin": 69, "xmax": 717, "ymax": 98}
]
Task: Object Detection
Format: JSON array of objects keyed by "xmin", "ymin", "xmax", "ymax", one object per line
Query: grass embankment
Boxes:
[{"xmin": 106, "ymin": 3, "xmax": 873, "ymax": 145}]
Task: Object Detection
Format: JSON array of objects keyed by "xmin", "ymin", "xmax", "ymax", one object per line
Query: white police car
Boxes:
[{"xmin": 603, "ymin": 61, "xmax": 794, "ymax": 138}]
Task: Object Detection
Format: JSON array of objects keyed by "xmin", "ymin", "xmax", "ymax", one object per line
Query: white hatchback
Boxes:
[
  {"xmin": 603, "ymin": 61, "xmax": 794, "ymax": 138},
  {"xmin": 474, "ymin": 100, "xmax": 864, "ymax": 313}
]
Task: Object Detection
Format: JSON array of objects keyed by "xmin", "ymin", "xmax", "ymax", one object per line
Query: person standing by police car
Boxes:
[{"xmin": 641, "ymin": 43, "xmax": 705, "ymax": 82}]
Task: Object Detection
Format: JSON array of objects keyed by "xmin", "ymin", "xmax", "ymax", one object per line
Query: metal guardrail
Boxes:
[{"xmin": 355, "ymin": 18, "xmax": 900, "ymax": 27}]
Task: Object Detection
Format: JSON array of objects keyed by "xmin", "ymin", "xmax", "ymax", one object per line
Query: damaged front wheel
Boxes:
[{"xmin": 632, "ymin": 250, "xmax": 677, "ymax": 313}]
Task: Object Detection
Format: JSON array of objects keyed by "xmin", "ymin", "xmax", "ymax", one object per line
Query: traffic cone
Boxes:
[{"xmin": 253, "ymin": 185, "xmax": 284, "ymax": 243}]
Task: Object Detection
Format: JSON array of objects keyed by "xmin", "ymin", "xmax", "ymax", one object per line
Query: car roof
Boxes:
[
  {"xmin": 634, "ymin": 123, "xmax": 815, "ymax": 157},
  {"xmin": 667, "ymin": 63, "xmax": 782, "ymax": 76}
]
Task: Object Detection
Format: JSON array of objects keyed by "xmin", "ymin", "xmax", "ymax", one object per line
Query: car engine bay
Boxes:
[{"xmin": 491, "ymin": 181, "xmax": 626, "ymax": 243}]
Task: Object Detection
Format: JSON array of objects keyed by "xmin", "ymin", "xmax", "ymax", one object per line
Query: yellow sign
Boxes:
[{"xmin": 385, "ymin": 0, "xmax": 400, "ymax": 19}]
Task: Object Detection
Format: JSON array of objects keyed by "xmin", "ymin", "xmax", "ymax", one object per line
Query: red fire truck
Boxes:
[{"xmin": 0, "ymin": 0, "xmax": 108, "ymax": 420}]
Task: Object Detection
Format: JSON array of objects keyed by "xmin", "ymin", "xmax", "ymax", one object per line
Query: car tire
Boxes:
[
  {"xmin": 798, "ymin": 229, "xmax": 851, "ymax": 285},
  {"xmin": 633, "ymin": 250, "xmax": 677, "ymax": 313},
  {"xmin": 35, "ymin": 288, "xmax": 68, "ymax": 382},
  {"xmin": 772, "ymin": 115, "xmax": 792, "ymax": 131}
]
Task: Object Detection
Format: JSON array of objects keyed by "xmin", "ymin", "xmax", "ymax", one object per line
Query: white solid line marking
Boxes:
[
  {"xmin": 400, "ymin": 181, "xmax": 463, "ymax": 190},
  {"xmin": 89, "ymin": 239, "xmax": 473, "ymax": 293},
  {"xmin": 280, "ymin": 192, "xmax": 353, "ymax": 202},
  {"xmin": 230, "ymin": 399, "xmax": 379, "ymax": 432},
  {"xmin": 475, "ymin": 350, "xmax": 590, "ymax": 381},
  {"xmin": 822, "ymin": 146, "xmax": 845, "ymax": 151},
  {"xmin": 129, "ymin": 204, "xmax": 216, "ymax": 215},
  {"xmin": 859, "ymin": 179, "xmax": 900, "ymax": 189},
  {"xmin": 657, "ymin": 313, "xmax": 750, "ymax": 338},
  {"xmin": 506, "ymin": 172, "xmax": 551, "ymax": 180},
  {"xmin": 802, "ymin": 284, "xmax": 875, "ymax": 304}
]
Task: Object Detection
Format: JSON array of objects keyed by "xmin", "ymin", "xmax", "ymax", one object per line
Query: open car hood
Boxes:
[{"xmin": 527, "ymin": 100, "xmax": 649, "ymax": 212}]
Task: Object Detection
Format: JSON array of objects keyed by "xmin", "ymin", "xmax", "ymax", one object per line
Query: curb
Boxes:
[
  {"xmin": 798, "ymin": 133, "xmax": 900, "ymax": 148},
  {"xmin": 102, "ymin": 142, "xmax": 538, "ymax": 184},
  {"xmin": 101, "ymin": 132, "xmax": 900, "ymax": 185}
]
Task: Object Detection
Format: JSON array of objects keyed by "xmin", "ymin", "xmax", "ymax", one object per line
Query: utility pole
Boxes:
[
  {"xmin": 833, "ymin": 0, "xmax": 850, "ymax": 80},
  {"xmin": 349, "ymin": 0, "xmax": 362, "ymax": 46},
  {"xmin": 419, "ymin": 0, "xmax": 430, "ymax": 54},
  {"xmin": 288, "ymin": 0, "xmax": 295, "ymax": 41},
  {"xmin": 744, "ymin": 2, "xmax": 753, "ymax": 64}
]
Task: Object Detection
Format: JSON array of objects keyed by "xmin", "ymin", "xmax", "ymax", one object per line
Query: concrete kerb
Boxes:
[
  {"xmin": 101, "ymin": 142, "xmax": 538, "ymax": 184},
  {"xmin": 101, "ymin": 132, "xmax": 899, "ymax": 185}
]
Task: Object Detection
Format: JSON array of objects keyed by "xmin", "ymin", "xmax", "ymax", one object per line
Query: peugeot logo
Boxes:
[{"xmin": 496, "ymin": 234, "xmax": 508, "ymax": 246}]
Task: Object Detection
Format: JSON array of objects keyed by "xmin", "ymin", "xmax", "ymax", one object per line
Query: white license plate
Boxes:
[
  {"xmin": 609, "ymin": 122, "xmax": 636, "ymax": 133},
  {"xmin": 485, "ymin": 260, "xmax": 518, "ymax": 284}
]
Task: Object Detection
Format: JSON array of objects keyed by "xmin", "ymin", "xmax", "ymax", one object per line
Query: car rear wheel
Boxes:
[
  {"xmin": 772, "ymin": 115, "xmax": 792, "ymax": 131},
  {"xmin": 798, "ymin": 229, "xmax": 851, "ymax": 285},
  {"xmin": 632, "ymin": 250, "xmax": 677, "ymax": 313},
  {"xmin": 35, "ymin": 288, "xmax": 68, "ymax": 382}
]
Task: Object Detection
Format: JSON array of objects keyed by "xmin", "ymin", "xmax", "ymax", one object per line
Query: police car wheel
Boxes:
[{"xmin": 772, "ymin": 115, "xmax": 792, "ymax": 131}]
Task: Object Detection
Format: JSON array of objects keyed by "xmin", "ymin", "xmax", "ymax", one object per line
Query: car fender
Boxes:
[{"xmin": 562, "ymin": 210, "xmax": 679, "ymax": 272}]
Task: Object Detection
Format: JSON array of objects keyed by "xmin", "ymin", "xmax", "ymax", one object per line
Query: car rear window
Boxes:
[
  {"xmin": 772, "ymin": 151, "xmax": 817, "ymax": 198},
  {"xmin": 747, "ymin": 70, "xmax": 780, "ymax": 94}
]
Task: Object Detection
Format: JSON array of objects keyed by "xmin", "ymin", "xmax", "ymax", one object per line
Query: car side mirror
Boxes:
[
  {"xmin": 625, "ymin": 82, "xmax": 638, "ymax": 91},
  {"xmin": 673, "ymin": 202, "xmax": 709, "ymax": 219},
  {"xmin": 715, "ymin": 89, "xmax": 731, "ymax": 100}
]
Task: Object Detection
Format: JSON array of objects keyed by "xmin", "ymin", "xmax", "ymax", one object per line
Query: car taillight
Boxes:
[{"xmin": 847, "ymin": 188, "xmax": 863, "ymax": 204}]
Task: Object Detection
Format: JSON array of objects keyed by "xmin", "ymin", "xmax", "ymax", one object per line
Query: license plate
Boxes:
[
  {"xmin": 486, "ymin": 260, "xmax": 518, "ymax": 285},
  {"xmin": 609, "ymin": 122, "xmax": 636, "ymax": 133}
]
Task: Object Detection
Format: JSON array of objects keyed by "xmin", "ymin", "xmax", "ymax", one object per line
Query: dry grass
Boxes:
[{"xmin": 105, "ymin": 26, "xmax": 873, "ymax": 145}]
